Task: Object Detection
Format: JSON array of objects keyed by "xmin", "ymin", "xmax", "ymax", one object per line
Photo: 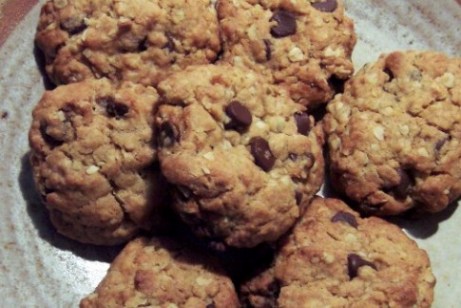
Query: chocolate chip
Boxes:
[
  {"xmin": 383, "ymin": 67, "xmax": 395, "ymax": 81},
  {"xmin": 225, "ymin": 101, "xmax": 252, "ymax": 130},
  {"xmin": 347, "ymin": 254, "xmax": 377, "ymax": 279},
  {"xmin": 394, "ymin": 168, "xmax": 412, "ymax": 199},
  {"xmin": 157, "ymin": 122, "xmax": 179, "ymax": 148},
  {"xmin": 206, "ymin": 302, "xmax": 216, "ymax": 308},
  {"xmin": 294, "ymin": 112, "xmax": 312, "ymax": 135},
  {"xmin": 435, "ymin": 137, "xmax": 449, "ymax": 154},
  {"xmin": 43, "ymin": 187, "xmax": 55, "ymax": 195},
  {"xmin": 106, "ymin": 102, "xmax": 129, "ymax": 119},
  {"xmin": 40, "ymin": 123, "xmax": 63, "ymax": 148},
  {"xmin": 263, "ymin": 39, "xmax": 272, "ymax": 61},
  {"xmin": 250, "ymin": 137, "xmax": 276, "ymax": 172},
  {"xmin": 60, "ymin": 17, "xmax": 87, "ymax": 35},
  {"xmin": 288, "ymin": 153, "xmax": 298, "ymax": 161},
  {"xmin": 138, "ymin": 37, "xmax": 148, "ymax": 52},
  {"xmin": 212, "ymin": 48, "xmax": 224, "ymax": 64},
  {"xmin": 312, "ymin": 0, "xmax": 338, "ymax": 12},
  {"xmin": 331, "ymin": 211, "xmax": 358, "ymax": 228},
  {"xmin": 295, "ymin": 191, "xmax": 303, "ymax": 205},
  {"xmin": 270, "ymin": 10, "xmax": 297, "ymax": 38},
  {"xmin": 97, "ymin": 97, "xmax": 129, "ymax": 119},
  {"xmin": 328, "ymin": 75, "xmax": 346, "ymax": 93}
]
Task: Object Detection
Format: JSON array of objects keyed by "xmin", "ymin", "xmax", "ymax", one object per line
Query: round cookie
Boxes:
[
  {"xmin": 80, "ymin": 237, "xmax": 240, "ymax": 308},
  {"xmin": 324, "ymin": 51, "xmax": 461, "ymax": 215},
  {"xmin": 217, "ymin": 0, "xmax": 356, "ymax": 109},
  {"xmin": 241, "ymin": 197, "xmax": 435, "ymax": 307},
  {"xmin": 155, "ymin": 64, "xmax": 324, "ymax": 249},
  {"xmin": 29, "ymin": 79, "xmax": 169, "ymax": 245},
  {"xmin": 36, "ymin": 0, "xmax": 221, "ymax": 85}
]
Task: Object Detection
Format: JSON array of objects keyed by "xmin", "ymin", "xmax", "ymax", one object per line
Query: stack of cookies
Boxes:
[{"xmin": 28, "ymin": 0, "xmax": 461, "ymax": 306}]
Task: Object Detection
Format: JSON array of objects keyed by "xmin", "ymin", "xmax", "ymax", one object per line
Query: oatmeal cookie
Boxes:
[
  {"xmin": 80, "ymin": 237, "xmax": 239, "ymax": 308},
  {"xmin": 217, "ymin": 0, "xmax": 356, "ymax": 109},
  {"xmin": 155, "ymin": 65, "xmax": 324, "ymax": 248},
  {"xmin": 29, "ymin": 79, "xmax": 169, "ymax": 245},
  {"xmin": 36, "ymin": 0, "xmax": 221, "ymax": 85},
  {"xmin": 241, "ymin": 197, "xmax": 435, "ymax": 307},
  {"xmin": 324, "ymin": 51, "xmax": 461, "ymax": 215}
]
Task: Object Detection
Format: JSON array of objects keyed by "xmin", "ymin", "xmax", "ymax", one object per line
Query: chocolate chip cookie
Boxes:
[
  {"xmin": 29, "ymin": 79, "xmax": 169, "ymax": 245},
  {"xmin": 36, "ymin": 0, "xmax": 221, "ymax": 85},
  {"xmin": 324, "ymin": 51, "xmax": 461, "ymax": 215},
  {"xmin": 241, "ymin": 197, "xmax": 435, "ymax": 307},
  {"xmin": 80, "ymin": 237, "xmax": 239, "ymax": 308},
  {"xmin": 217, "ymin": 0, "xmax": 356, "ymax": 109},
  {"xmin": 155, "ymin": 64, "xmax": 324, "ymax": 248}
]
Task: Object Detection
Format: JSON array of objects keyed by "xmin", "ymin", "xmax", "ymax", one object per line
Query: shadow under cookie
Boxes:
[{"xmin": 18, "ymin": 153, "xmax": 123, "ymax": 262}]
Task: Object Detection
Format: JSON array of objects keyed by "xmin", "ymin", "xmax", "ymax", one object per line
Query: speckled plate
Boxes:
[{"xmin": 0, "ymin": 0, "xmax": 460, "ymax": 307}]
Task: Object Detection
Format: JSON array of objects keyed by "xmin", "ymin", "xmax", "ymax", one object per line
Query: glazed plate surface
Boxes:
[{"xmin": 0, "ymin": 1, "xmax": 460, "ymax": 306}]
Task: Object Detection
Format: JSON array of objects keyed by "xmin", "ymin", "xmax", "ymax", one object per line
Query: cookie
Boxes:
[
  {"xmin": 324, "ymin": 51, "xmax": 461, "ymax": 215},
  {"xmin": 241, "ymin": 197, "xmax": 435, "ymax": 307},
  {"xmin": 29, "ymin": 79, "xmax": 169, "ymax": 245},
  {"xmin": 155, "ymin": 64, "xmax": 324, "ymax": 248},
  {"xmin": 36, "ymin": 0, "xmax": 221, "ymax": 85},
  {"xmin": 217, "ymin": 0, "xmax": 356, "ymax": 109},
  {"xmin": 80, "ymin": 237, "xmax": 239, "ymax": 308}
]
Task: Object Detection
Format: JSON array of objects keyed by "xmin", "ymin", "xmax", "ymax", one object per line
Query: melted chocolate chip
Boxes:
[
  {"xmin": 331, "ymin": 211, "xmax": 358, "ymax": 228},
  {"xmin": 295, "ymin": 191, "xmax": 303, "ymax": 205},
  {"xmin": 328, "ymin": 75, "xmax": 346, "ymax": 93},
  {"xmin": 106, "ymin": 102, "xmax": 129, "ymax": 118},
  {"xmin": 383, "ymin": 67, "xmax": 395, "ymax": 81},
  {"xmin": 264, "ymin": 39, "xmax": 272, "ymax": 61},
  {"xmin": 394, "ymin": 168, "xmax": 412, "ymax": 199},
  {"xmin": 60, "ymin": 17, "xmax": 87, "ymax": 35},
  {"xmin": 347, "ymin": 254, "xmax": 377, "ymax": 279},
  {"xmin": 157, "ymin": 122, "xmax": 179, "ymax": 147},
  {"xmin": 206, "ymin": 302, "xmax": 216, "ymax": 308},
  {"xmin": 294, "ymin": 112, "xmax": 312, "ymax": 135},
  {"xmin": 312, "ymin": 0, "xmax": 338, "ymax": 12},
  {"xmin": 40, "ymin": 123, "xmax": 63, "ymax": 148},
  {"xmin": 250, "ymin": 137, "xmax": 276, "ymax": 172},
  {"xmin": 435, "ymin": 137, "xmax": 449, "ymax": 156},
  {"xmin": 41, "ymin": 186, "xmax": 56, "ymax": 202},
  {"xmin": 225, "ymin": 101, "xmax": 252, "ymax": 130},
  {"xmin": 138, "ymin": 37, "xmax": 148, "ymax": 52},
  {"xmin": 97, "ymin": 97, "xmax": 129, "ymax": 118},
  {"xmin": 270, "ymin": 10, "xmax": 297, "ymax": 38},
  {"xmin": 212, "ymin": 48, "xmax": 224, "ymax": 64}
]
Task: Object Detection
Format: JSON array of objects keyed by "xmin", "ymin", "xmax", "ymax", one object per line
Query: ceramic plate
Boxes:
[{"xmin": 0, "ymin": 0, "xmax": 460, "ymax": 306}]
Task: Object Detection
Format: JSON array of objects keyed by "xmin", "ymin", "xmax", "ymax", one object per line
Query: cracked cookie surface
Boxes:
[
  {"xmin": 36, "ymin": 0, "xmax": 221, "ymax": 86},
  {"xmin": 217, "ymin": 0, "xmax": 356, "ymax": 109},
  {"xmin": 241, "ymin": 197, "xmax": 435, "ymax": 308},
  {"xmin": 80, "ymin": 237, "xmax": 239, "ymax": 308},
  {"xmin": 324, "ymin": 51, "xmax": 461, "ymax": 215},
  {"xmin": 29, "ymin": 79, "xmax": 169, "ymax": 245},
  {"xmin": 155, "ymin": 64, "xmax": 324, "ymax": 248}
]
